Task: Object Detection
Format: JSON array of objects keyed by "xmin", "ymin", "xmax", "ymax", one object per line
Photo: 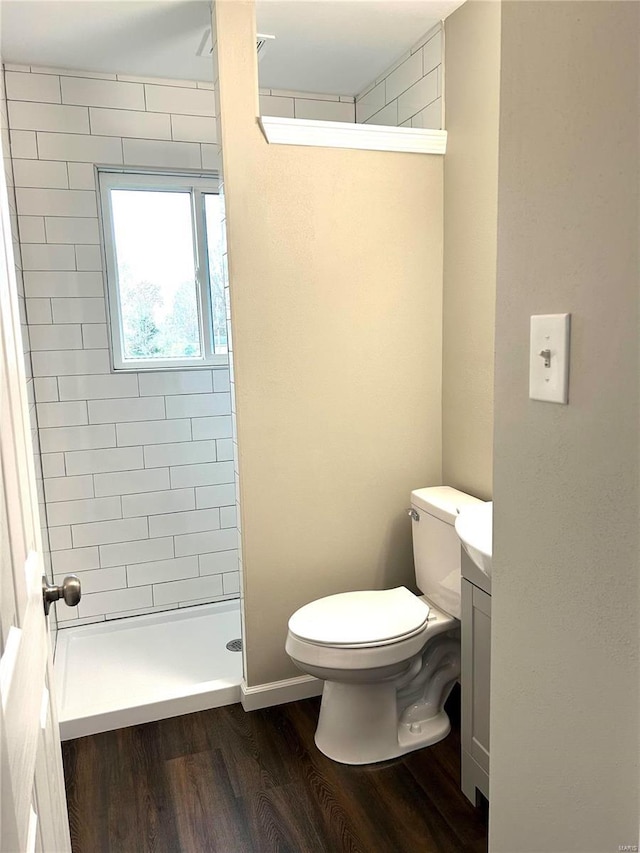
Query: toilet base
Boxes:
[{"xmin": 314, "ymin": 678, "xmax": 452, "ymax": 765}]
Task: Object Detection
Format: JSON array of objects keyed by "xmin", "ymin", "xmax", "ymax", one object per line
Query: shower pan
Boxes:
[{"xmin": 54, "ymin": 599, "xmax": 242, "ymax": 740}]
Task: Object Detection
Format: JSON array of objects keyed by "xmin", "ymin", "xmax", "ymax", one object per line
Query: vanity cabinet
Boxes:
[{"xmin": 461, "ymin": 551, "xmax": 491, "ymax": 805}]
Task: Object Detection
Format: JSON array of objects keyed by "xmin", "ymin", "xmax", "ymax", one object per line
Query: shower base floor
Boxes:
[{"xmin": 54, "ymin": 600, "xmax": 242, "ymax": 740}]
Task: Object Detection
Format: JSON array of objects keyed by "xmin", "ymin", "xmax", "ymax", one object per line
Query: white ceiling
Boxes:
[{"xmin": 1, "ymin": 0, "xmax": 465, "ymax": 96}]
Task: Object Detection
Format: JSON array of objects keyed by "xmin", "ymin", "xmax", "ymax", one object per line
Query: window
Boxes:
[{"xmin": 98, "ymin": 171, "xmax": 226, "ymax": 371}]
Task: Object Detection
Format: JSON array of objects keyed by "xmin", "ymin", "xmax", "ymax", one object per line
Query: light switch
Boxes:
[{"xmin": 529, "ymin": 313, "xmax": 571, "ymax": 404}]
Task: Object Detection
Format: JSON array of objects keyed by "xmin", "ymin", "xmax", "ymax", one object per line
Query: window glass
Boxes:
[
  {"xmin": 110, "ymin": 189, "xmax": 201, "ymax": 363},
  {"xmin": 204, "ymin": 193, "xmax": 227, "ymax": 355}
]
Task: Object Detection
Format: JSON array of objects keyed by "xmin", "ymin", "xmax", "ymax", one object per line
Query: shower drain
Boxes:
[{"xmin": 226, "ymin": 638, "xmax": 242, "ymax": 652}]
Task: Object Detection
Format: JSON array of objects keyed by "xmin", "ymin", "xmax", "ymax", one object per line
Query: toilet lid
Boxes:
[{"xmin": 288, "ymin": 587, "xmax": 430, "ymax": 648}]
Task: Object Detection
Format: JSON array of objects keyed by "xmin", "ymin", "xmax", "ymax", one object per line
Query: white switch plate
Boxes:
[{"xmin": 529, "ymin": 313, "xmax": 571, "ymax": 404}]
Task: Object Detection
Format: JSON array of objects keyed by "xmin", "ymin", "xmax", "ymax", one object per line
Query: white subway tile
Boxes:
[
  {"xmin": 411, "ymin": 98, "xmax": 442, "ymax": 130},
  {"xmin": 117, "ymin": 74, "xmax": 197, "ymax": 88},
  {"xmin": 212, "ymin": 370, "xmax": 230, "ymax": 393},
  {"xmin": 34, "ymin": 377, "xmax": 58, "ymax": 402},
  {"xmin": 397, "ymin": 69, "xmax": 439, "ymax": 125},
  {"xmin": 31, "ymin": 349, "xmax": 110, "ymax": 376},
  {"xmin": 61, "ymin": 77, "xmax": 145, "ymax": 110},
  {"xmin": 222, "ymin": 572, "xmax": 240, "ymax": 595},
  {"xmin": 165, "ymin": 392, "xmax": 230, "ymax": 419},
  {"xmin": 12, "ymin": 159, "xmax": 69, "ymax": 189},
  {"xmin": 384, "ymin": 52, "xmax": 422, "ymax": 103},
  {"xmin": 37, "ymin": 132, "xmax": 123, "ymax": 164},
  {"xmin": 5, "ymin": 71, "xmax": 61, "ymax": 103},
  {"xmin": 75, "ymin": 245, "xmax": 102, "ymax": 271},
  {"xmin": 18, "ymin": 216, "xmax": 45, "ymax": 242},
  {"xmin": 127, "ymin": 556, "xmax": 198, "ymax": 587},
  {"xmin": 44, "ymin": 474, "xmax": 94, "ymax": 503},
  {"xmin": 149, "ymin": 508, "xmax": 219, "ymax": 539},
  {"xmin": 26, "ymin": 297, "xmax": 52, "ymax": 324},
  {"xmin": 138, "ymin": 370, "xmax": 212, "ymax": 396},
  {"xmin": 67, "ymin": 163, "xmax": 96, "ymax": 190},
  {"xmin": 8, "ymin": 101, "xmax": 89, "ymax": 134},
  {"xmin": 191, "ymin": 416, "xmax": 232, "ymax": 441},
  {"xmin": 122, "ymin": 488, "xmax": 194, "ymax": 518},
  {"xmin": 144, "ymin": 84, "xmax": 215, "ymax": 116},
  {"xmin": 36, "ymin": 400, "xmax": 87, "ymax": 427},
  {"xmin": 356, "ymin": 81, "xmax": 386, "ymax": 123},
  {"xmin": 50, "ymin": 545, "xmax": 99, "ymax": 573},
  {"xmin": 41, "ymin": 452, "xmax": 65, "ymax": 478},
  {"xmin": 48, "ymin": 495, "xmax": 122, "ymax": 527},
  {"xmin": 153, "ymin": 574, "xmax": 222, "ymax": 607},
  {"xmin": 49, "ymin": 525, "xmax": 72, "ymax": 551},
  {"xmin": 34, "ymin": 67, "xmax": 117, "ymax": 80},
  {"xmin": 51, "ymin": 298, "xmax": 106, "ymax": 324},
  {"xmin": 22, "ymin": 244, "xmax": 76, "ymax": 272},
  {"xmin": 26, "ymin": 270, "xmax": 103, "ymax": 299},
  {"xmin": 365, "ymin": 101, "xmax": 398, "ymax": 127},
  {"xmin": 215, "ymin": 438, "xmax": 234, "ymax": 461},
  {"xmin": 273, "ymin": 89, "xmax": 338, "ymax": 101},
  {"xmin": 56, "ymin": 565, "xmax": 126, "ymax": 595},
  {"xmin": 422, "ymin": 31, "xmax": 442, "ymax": 75},
  {"xmin": 116, "ymin": 418, "xmax": 191, "ymax": 447},
  {"xmin": 10, "ymin": 130, "xmax": 37, "ymax": 159},
  {"xmin": 71, "ymin": 516, "xmax": 147, "ymax": 548},
  {"xmin": 122, "ymin": 138, "xmax": 202, "ymax": 170},
  {"xmin": 16, "ymin": 187, "xmax": 96, "ymax": 217},
  {"xmin": 78, "ymin": 586, "xmax": 152, "ymax": 619},
  {"xmin": 259, "ymin": 95, "xmax": 294, "ymax": 118},
  {"xmin": 89, "ymin": 107, "xmax": 171, "ymax": 140},
  {"xmin": 170, "ymin": 460, "xmax": 234, "ymax": 489},
  {"xmin": 44, "ymin": 216, "xmax": 100, "ymax": 244},
  {"xmin": 88, "ymin": 396, "xmax": 164, "ymax": 424},
  {"xmin": 220, "ymin": 505, "xmax": 237, "ymax": 528},
  {"xmin": 144, "ymin": 440, "xmax": 216, "ymax": 469},
  {"xmin": 174, "ymin": 527, "xmax": 237, "ymax": 557},
  {"xmin": 195, "ymin": 483, "xmax": 236, "ymax": 509},
  {"xmin": 58, "ymin": 373, "xmax": 137, "ymax": 400},
  {"xmin": 81, "ymin": 323, "xmax": 108, "ymax": 349},
  {"xmin": 294, "ymin": 99, "xmax": 354, "ymax": 122},
  {"xmin": 199, "ymin": 549, "xmax": 238, "ymax": 576},
  {"xmin": 29, "ymin": 323, "xmax": 81, "ymax": 351},
  {"xmin": 40, "ymin": 423, "xmax": 116, "ymax": 453},
  {"xmin": 99, "ymin": 536, "xmax": 173, "ymax": 568},
  {"xmin": 65, "ymin": 445, "xmax": 143, "ymax": 476},
  {"xmin": 201, "ymin": 144, "xmax": 220, "ymax": 171},
  {"xmin": 94, "ymin": 467, "xmax": 169, "ymax": 497},
  {"xmin": 170, "ymin": 114, "xmax": 217, "ymax": 143}
]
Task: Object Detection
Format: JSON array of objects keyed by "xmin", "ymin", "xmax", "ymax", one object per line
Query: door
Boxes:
[{"xmin": 0, "ymin": 126, "xmax": 71, "ymax": 851}]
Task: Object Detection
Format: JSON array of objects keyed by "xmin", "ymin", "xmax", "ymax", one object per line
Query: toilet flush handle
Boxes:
[{"xmin": 407, "ymin": 508, "xmax": 419, "ymax": 522}]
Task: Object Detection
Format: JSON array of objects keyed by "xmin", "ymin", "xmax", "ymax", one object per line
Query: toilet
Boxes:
[{"xmin": 285, "ymin": 486, "xmax": 484, "ymax": 765}]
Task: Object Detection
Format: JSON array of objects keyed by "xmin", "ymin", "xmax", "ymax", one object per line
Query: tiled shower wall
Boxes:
[
  {"xmin": 4, "ymin": 63, "xmax": 238, "ymax": 627},
  {"xmin": 355, "ymin": 23, "xmax": 443, "ymax": 129}
]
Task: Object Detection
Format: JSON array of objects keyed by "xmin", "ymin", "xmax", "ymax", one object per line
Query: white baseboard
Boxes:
[{"xmin": 241, "ymin": 674, "xmax": 323, "ymax": 712}]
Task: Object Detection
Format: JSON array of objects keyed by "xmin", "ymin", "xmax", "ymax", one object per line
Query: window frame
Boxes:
[{"xmin": 98, "ymin": 168, "xmax": 227, "ymax": 372}]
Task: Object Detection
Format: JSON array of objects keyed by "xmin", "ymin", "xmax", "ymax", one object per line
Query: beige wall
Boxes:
[
  {"xmin": 490, "ymin": 2, "xmax": 639, "ymax": 850},
  {"xmin": 215, "ymin": 1, "xmax": 444, "ymax": 686},
  {"xmin": 442, "ymin": 0, "xmax": 500, "ymax": 501}
]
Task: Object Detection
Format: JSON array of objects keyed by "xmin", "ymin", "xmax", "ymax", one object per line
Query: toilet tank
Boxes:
[{"xmin": 411, "ymin": 486, "xmax": 484, "ymax": 620}]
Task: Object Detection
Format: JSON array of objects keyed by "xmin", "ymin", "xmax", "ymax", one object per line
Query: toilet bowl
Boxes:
[{"xmin": 285, "ymin": 486, "xmax": 484, "ymax": 765}]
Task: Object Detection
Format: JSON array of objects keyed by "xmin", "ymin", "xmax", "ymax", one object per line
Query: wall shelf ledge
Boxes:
[{"xmin": 259, "ymin": 116, "xmax": 447, "ymax": 155}]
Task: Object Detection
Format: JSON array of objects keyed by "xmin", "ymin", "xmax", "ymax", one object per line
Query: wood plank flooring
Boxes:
[{"xmin": 63, "ymin": 687, "xmax": 488, "ymax": 853}]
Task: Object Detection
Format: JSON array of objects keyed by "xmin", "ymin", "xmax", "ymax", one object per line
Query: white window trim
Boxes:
[{"xmin": 98, "ymin": 169, "xmax": 227, "ymax": 372}]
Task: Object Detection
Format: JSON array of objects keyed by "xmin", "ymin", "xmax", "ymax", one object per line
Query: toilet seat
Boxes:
[{"xmin": 288, "ymin": 587, "xmax": 430, "ymax": 649}]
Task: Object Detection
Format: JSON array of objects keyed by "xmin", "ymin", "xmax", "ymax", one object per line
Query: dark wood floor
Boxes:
[{"xmin": 63, "ymin": 687, "xmax": 488, "ymax": 853}]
